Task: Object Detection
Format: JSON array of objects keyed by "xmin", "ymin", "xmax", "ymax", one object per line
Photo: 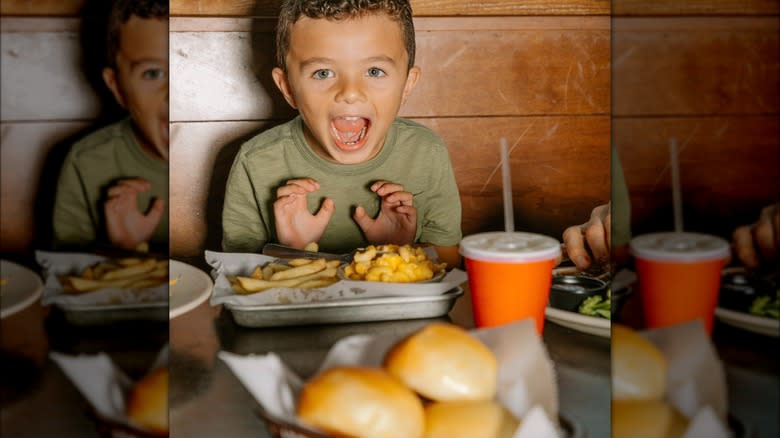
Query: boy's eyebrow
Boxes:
[
  {"xmin": 299, "ymin": 55, "xmax": 398, "ymax": 72},
  {"xmin": 129, "ymin": 58, "xmax": 166, "ymax": 70}
]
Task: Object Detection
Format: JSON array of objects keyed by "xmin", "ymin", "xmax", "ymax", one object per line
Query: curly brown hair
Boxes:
[
  {"xmin": 105, "ymin": 0, "xmax": 168, "ymax": 69},
  {"xmin": 275, "ymin": 0, "xmax": 415, "ymax": 72}
]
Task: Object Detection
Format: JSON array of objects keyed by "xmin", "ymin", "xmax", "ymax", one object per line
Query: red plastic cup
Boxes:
[
  {"xmin": 459, "ymin": 232, "xmax": 561, "ymax": 333},
  {"xmin": 630, "ymin": 232, "xmax": 730, "ymax": 334}
]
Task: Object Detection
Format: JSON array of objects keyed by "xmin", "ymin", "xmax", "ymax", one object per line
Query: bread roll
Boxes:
[
  {"xmin": 384, "ymin": 323, "xmax": 497, "ymax": 401},
  {"xmin": 612, "ymin": 400, "xmax": 688, "ymax": 438},
  {"xmin": 423, "ymin": 401, "xmax": 520, "ymax": 438},
  {"xmin": 612, "ymin": 324, "xmax": 666, "ymax": 400},
  {"xmin": 126, "ymin": 367, "xmax": 168, "ymax": 434},
  {"xmin": 297, "ymin": 367, "xmax": 425, "ymax": 438}
]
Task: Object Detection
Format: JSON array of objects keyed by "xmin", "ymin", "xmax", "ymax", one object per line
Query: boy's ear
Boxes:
[
  {"xmin": 401, "ymin": 66, "xmax": 421, "ymax": 105},
  {"xmin": 102, "ymin": 67, "xmax": 127, "ymax": 109},
  {"xmin": 272, "ymin": 67, "xmax": 298, "ymax": 109}
]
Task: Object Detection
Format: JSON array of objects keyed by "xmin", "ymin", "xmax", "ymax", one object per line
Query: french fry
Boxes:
[
  {"xmin": 267, "ymin": 263, "xmax": 292, "ymax": 272},
  {"xmin": 269, "ymin": 258, "xmax": 327, "ymax": 281},
  {"xmin": 288, "ymin": 258, "xmax": 314, "ymax": 267},
  {"xmin": 237, "ymin": 266, "xmax": 337, "ymax": 293},
  {"xmin": 102, "ymin": 259, "xmax": 157, "ymax": 280},
  {"xmin": 251, "ymin": 266, "xmax": 264, "ymax": 280},
  {"xmin": 62, "ymin": 257, "xmax": 169, "ymax": 293},
  {"xmin": 296, "ymin": 278, "xmax": 338, "ymax": 289},
  {"xmin": 118, "ymin": 258, "xmax": 143, "ymax": 266},
  {"xmin": 261, "ymin": 265, "xmax": 275, "ymax": 280},
  {"xmin": 325, "ymin": 260, "xmax": 341, "ymax": 269},
  {"xmin": 304, "ymin": 242, "xmax": 319, "ymax": 252}
]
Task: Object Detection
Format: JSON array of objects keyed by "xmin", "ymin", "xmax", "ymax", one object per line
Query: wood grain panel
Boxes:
[
  {"xmin": 614, "ymin": 116, "xmax": 780, "ymax": 238},
  {"xmin": 614, "ymin": 0, "xmax": 779, "ymax": 16},
  {"xmin": 169, "ymin": 116, "xmax": 609, "ymax": 256},
  {"xmin": 0, "ymin": 28, "xmax": 103, "ymax": 121},
  {"xmin": 1, "ymin": 121, "xmax": 94, "ymax": 253},
  {"xmin": 169, "ymin": 0, "xmax": 609, "ymax": 17},
  {"xmin": 0, "ymin": 0, "xmax": 85, "ymax": 16},
  {"xmin": 171, "ymin": 17, "xmax": 610, "ymax": 122},
  {"xmin": 613, "ymin": 17, "xmax": 779, "ymax": 116}
]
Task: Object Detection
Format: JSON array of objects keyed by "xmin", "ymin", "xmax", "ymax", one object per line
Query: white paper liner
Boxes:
[
  {"xmin": 50, "ymin": 345, "xmax": 169, "ymax": 431},
  {"xmin": 639, "ymin": 321, "xmax": 730, "ymax": 435},
  {"xmin": 205, "ymin": 250, "xmax": 468, "ymax": 307},
  {"xmin": 219, "ymin": 319, "xmax": 561, "ymax": 437},
  {"xmin": 36, "ymin": 251, "xmax": 168, "ymax": 307}
]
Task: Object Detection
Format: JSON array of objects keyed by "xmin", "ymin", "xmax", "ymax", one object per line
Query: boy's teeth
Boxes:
[{"xmin": 332, "ymin": 117, "xmax": 368, "ymax": 145}]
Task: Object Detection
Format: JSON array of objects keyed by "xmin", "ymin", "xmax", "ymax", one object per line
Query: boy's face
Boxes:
[
  {"xmin": 273, "ymin": 13, "xmax": 420, "ymax": 164},
  {"xmin": 103, "ymin": 16, "xmax": 169, "ymax": 160}
]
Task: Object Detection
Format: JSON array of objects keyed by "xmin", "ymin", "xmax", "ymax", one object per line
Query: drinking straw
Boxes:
[
  {"xmin": 669, "ymin": 138, "xmax": 683, "ymax": 232},
  {"xmin": 500, "ymin": 138, "xmax": 515, "ymax": 232}
]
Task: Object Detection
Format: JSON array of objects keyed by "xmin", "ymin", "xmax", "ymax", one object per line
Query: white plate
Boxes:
[
  {"xmin": 545, "ymin": 306, "xmax": 611, "ymax": 338},
  {"xmin": 169, "ymin": 259, "xmax": 213, "ymax": 319},
  {"xmin": 715, "ymin": 307, "xmax": 779, "ymax": 337},
  {"xmin": 0, "ymin": 260, "xmax": 44, "ymax": 319}
]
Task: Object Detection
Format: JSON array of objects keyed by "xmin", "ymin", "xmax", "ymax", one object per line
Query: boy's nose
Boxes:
[{"xmin": 335, "ymin": 77, "xmax": 366, "ymax": 104}]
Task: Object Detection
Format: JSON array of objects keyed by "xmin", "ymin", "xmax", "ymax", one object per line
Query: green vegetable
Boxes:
[
  {"xmin": 748, "ymin": 289, "xmax": 780, "ymax": 319},
  {"xmin": 578, "ymin": 289, "xmax": 611, "ymax": 319}
]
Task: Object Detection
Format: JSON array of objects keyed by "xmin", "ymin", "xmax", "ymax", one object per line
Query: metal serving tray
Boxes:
[
  {"xmin": 226, "ymin": 287, "xmax": 464, "ymax": 328},
  {"xmin": 58, "ymin": 302, "xmax": 168, "ymax": 326}
]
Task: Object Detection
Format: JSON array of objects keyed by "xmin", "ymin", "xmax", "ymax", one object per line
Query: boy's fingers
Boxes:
[
  {"xmin": 372, "ymin": 181, "xmax": 404, "ymax": 195},
  {"xmin": 285, "ymin": 178, "xmax": 320, "ymax": 192},
  {"xmin": 313, "ymin": 198, "xmax": 335, "ymax": 224},
  {"xmin": 277, "ymin": 184, "xmax": 307, "ymax": 198},
  {"xmin": 353, "ymin": 205, "xmax": 375, "ymax": 230},
  {"xmin": 562, "ymin": 226, "xmax": 591, "ymax": 270},
  {"xmin": 146, "ymin": 198, "xmax": 166, "ymax": 219},
  {"xmin": 754, "ymin": 219, "xmax": 777, "ymax": 263},
  {"xmin": 384, "ymin": 191, "xmax": 413, "ymax": 206},
  {"xmin": 584, "ymin": 220, "xmax": 609, "ymax": 264},
  {"xmin": 733, "ymin": 225, "xmax": 759, "ymax": 268},
  {"xmin": 117, "ymin": 178, "xmax": 151, "ymax": 191}
]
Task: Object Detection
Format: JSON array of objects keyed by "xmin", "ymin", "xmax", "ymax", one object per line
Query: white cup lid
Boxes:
[
  {"xmin": 459, "ymin": 232, "xmax": 561, "ymax": 263},
  {"xmin": 630, "ymin": 232, "xmax": 730, "ymax": 263}
]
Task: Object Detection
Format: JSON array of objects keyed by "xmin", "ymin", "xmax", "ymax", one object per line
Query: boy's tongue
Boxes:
[{"xmin": 332, "ymin": 117, "xmax": 368, "ymax": 145}]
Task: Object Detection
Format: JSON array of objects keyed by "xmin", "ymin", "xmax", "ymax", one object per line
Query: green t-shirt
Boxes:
[
  {"xmin": 222, "ymin": 117, "xmax": 463, "ymax": 254},
  {"xmin": 53, "ymin": 118, "xmax": 169, "ymax": 250},
  {"xmin": 611, "ymin": 144, "xmax": 631, "ymax": 249}
]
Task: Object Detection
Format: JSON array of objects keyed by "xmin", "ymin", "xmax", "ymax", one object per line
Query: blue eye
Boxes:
[
  {"xmin": 142, "ymin": 69, "xmax": 165, "ymax": 80},
  {"xmin": 367, "ymin": 67, "xmax": 386, "ymax": 77},
  {"xmin": 313, "ymin": 69, "xmax": 334, "ymax": 79}
]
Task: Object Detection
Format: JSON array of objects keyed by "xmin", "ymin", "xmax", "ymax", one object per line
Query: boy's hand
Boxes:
[
  {"xmin": 733, "ymin": 203, "xmax": 779, "ymax": 270},
  {"xmin": 354, "ymin": 181, "xmax": 416, "ymax": 245},
  {"xmin": 563, "ymin": 203, "xmax": 611, "ymax": 271},
  {"xmin": 104, "ymin": 178, "xmax": 165, "ymax": 250},
  {"xmin": 274, "ymin": 178, "xmax": 335, "ymax": 249}
]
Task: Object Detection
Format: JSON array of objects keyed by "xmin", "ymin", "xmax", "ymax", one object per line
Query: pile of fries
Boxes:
[
  {"xmin": 60, "ymin": 257, "xmax": 169, "ymax": 293},
  {"xmin": 343, "ymin": 244, "xmax": 447, "ymax": 283},
  {"xmin": 229, "ymin": 258, "xmax": 341, "ymax": 295}
]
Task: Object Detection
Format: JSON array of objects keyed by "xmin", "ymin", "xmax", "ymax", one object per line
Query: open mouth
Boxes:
[{"xmin": 331, "ymin": 116, "xmax": 370, "ymax": 151}]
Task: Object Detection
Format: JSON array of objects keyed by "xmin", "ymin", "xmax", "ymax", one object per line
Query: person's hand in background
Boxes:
[
  {"xmin": 563, "ymin": 203, "xmax": 611, "ymax": 271},
  {"xmin": 104, "ymin": 178, "xmax": 165, "ymax": 250},
  {"xmin": 732, "ymin": 203, "xmax": 779, "ymax": 270}
]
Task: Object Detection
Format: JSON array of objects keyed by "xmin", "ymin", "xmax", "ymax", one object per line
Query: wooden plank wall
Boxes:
[
  {"xmin": 0, "ymin": 17, "xmax": 111, "ymax": 253},
  {"xmin": 612, "ymin": 8, "xmax": 780, "ymax": 238},
  {"xmin": 169, "ymin": 9, "xmax": 611, "ymax": 256}
]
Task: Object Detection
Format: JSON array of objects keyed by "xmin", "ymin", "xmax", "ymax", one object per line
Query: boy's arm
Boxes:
[
  {"xmin": 52, "ymin": 157, "xmax": 97, "ymax": 249},
  {"xmin": 222, "ymin": 157, "xmax": 269, "ymax": 253}
]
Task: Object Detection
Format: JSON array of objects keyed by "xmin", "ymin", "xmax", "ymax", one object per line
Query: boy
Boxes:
[
  {"xmin": 53, "ymin": 0, "xmax": 168, "ymax": 252},
  {"xmin": 222, "ymin": 0, "xmax": 462, "ymax": 267}
]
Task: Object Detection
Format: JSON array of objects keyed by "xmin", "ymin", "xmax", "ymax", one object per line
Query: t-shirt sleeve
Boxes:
[
  {"xmin": 222, "ymin": 152, "xmax": 269, "ymax": 253},
  {"xmin": 52, "ymin": 153, "xmax": 97, "ymax": 248},
  {"xmin": 417, "ymin": 145, "xmax": 463, "ymax": 247}
]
